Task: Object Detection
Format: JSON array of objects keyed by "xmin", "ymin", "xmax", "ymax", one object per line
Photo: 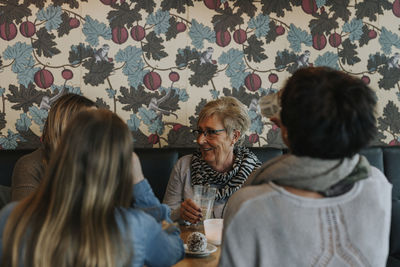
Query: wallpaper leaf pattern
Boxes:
[{"xmin": 0, "ymin": 0, "xmax": 399, "ymax": 149}]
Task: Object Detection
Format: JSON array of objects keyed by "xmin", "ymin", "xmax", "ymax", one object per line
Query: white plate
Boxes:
[{"xmin": 184, "ymin": 243, "xmax": 217, "ymax": 257}]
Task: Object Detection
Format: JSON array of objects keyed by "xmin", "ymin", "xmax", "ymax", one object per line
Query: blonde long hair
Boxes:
[
  {"xmin": 42, "ymin": 93, "xmax": 96, "ymax": 164},
  {"xmin": 2, "ymin": 109, "xmax": 134, "ymax": 267}
]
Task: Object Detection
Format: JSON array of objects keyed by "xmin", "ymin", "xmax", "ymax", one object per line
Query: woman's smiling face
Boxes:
[{"xmin": 196, "ymin": 114, "xmax": 236, "ymax": 172}]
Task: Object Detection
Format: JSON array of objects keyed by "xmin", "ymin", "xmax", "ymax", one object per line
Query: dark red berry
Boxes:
[
  {"xmin": 312, "ymin": 34, "xmax": 327, "ymax": 50},
  {"xmin": 173, "ymin": 124, "xmax": 182, "ymax": 131},
  {"xmin": 248, "ymin": 133, "xmax": 259, "ymax": 144},
  {"xmin": 176, "ymin": 22, "xmax": 187, "ymax": 33},
  {"xmin": 34, "ymin": 69, "xmax": 54, "ymax": 89},
  {"xmin": 100, "ymin": 0, "xmax": 117, "ymax": 5},
  {"xmin": 368, "ymin": 30, "xmax": 377, "ymax": 39},
  {"xmin": 148, "ymin": 134, "xmax": 160, "ymax": 144},
  {"xmin": 233, "ymin": 29, "xmax": 247, "ymax": 44},
  {"xmin": 275, "ymin": 26, "xmax": 285, "ymax": 36},
  {"xmin": 112, "ymin": 27, "xmax": 128, "ymax": 44},
  {"xmin": 131, "ymin": 25, "xmax": 145, "ymax": 41},
  {"xmin": 169, "ymin": 72, "xmax": 180, "ymax": 82},
  {"xmin": 361, "ymin": 75, "xmax": 370, "ymax": 85},
  {"xmin": 216, "ymin": 30, "xmax": 231, "ymax": 47},
  {"xmin": 328, "ymin": 33, "xmax": 341, "ymax": 48},
  {"xmin": 62, "ymin": 69, "xmax": 73, "ymax": 80},
  {"xmin": 69, "ymin": 18, "xmax": 80, "ymax": 28},
  {"xmin": 0, "ymin": 22, "xmax": 17, "ymax": 41},
  {"xmin": 393, "ymin": 0, "xmax": 400, "ymax": 17},
  {"xmin": 143, "ymin": 72, "xmax": 162, "ymax": 91},
  {"xmin": 19, "ymin": 21, "xmax": 36, "ymax": 37},
  {"xmin": 268, "ymin": 73, "xmax": 278, "ymax": 84},
  {"xmin": 245, "ymin": 73, "xmax": 262, "ymax": 92},
  {"xmin": 301, "ymin": 0, "xmax": 317, "ymax": 14},
  {"xmin": 203, "ymin": 0, "xmax": 221, "ymax": 10}
]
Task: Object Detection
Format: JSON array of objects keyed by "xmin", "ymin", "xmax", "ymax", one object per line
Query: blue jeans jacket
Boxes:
[{"xmin": 0, "ymin": 179, "xmax": 184, "ymax": 267}]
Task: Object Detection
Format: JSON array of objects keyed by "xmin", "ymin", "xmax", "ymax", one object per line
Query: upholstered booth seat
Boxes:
[{"xmin": 0, "ymin": 146, "xmax": 399, "ymax": 265}]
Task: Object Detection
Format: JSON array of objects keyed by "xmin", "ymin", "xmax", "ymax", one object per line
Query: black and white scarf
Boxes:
[{"xmin": 191, "ymin": 146, "xmax": 261, "ymax": 201}]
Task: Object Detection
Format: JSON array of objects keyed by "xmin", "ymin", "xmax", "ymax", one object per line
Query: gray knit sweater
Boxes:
[{"xmin": 219, "ymin": 166, "xmax": 392, "ymax": 267}]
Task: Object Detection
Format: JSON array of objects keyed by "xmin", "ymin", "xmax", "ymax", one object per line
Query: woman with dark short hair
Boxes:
[{"xmin": 220, "ymin": 67, "xmax": 391, "ymax": 267}]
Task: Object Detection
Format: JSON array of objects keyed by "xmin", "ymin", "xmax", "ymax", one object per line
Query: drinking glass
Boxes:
[{"xmin": 193, "ymin": 185, "xmax": 217, "ymax": 221}]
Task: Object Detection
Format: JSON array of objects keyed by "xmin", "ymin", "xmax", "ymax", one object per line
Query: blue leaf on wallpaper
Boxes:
[
  {"xmin": 139, "ymin": 107, "xmax": 157, "ymax": 125},
  {"xmin": 82, "ymin": 16, "xmax": 112, "ymax": 47},
  {"xmin": 29, "ymin": 106, "xmax": 48, "ymax": 131},
  {"xmin": 127, "ymin": 69, "xmax": 148, "ymax": 88},
  {"xmin": 0, "ymin": 88, "xmax": 4, "ymax": 97},
  {"xmin": 210, "ymin": 89, "xmax": 219, "ymax": 99},
  {"xmin": 287, "ymin": 24, "xmax": 312, "ymax": 52},
  {"xmin": 17, "ymin": 66, "xmax": 40, "ymax": 87},
  {"xmin": 173, "ymin": 87, "xmax": 189, "ymax": 102},
  {"xmin": 226, "ymin": 63, "xmax": 248, "ymax": 90},
  {"xmin": 219, "ymin": 49, "xmax": 247, "ymax": 89},
  {"xmin": 189, "ymin": 19, "xmax": 216, "ymax": 49},
  {"xmin": 0, "ymin": 130, "xmax": 19, "ymax": 149},
  {"xmin": 50, "ymin": 84, "xmax": 82, "ymax": 95},
  {"xmin": 146, "ymin": 10, "xmax": 170, "ymax": 35},
  {"xmin": 66, "ymin": 85, "xmax": 82, "ymax": 95},
  {"xmin": 248, "ymin": 109, "xmax": 259, "ymax": 120},
  {"xmin": 342, "ymin": 19, "xmax": 363, "ymax": 42},
  {"xmin": 12, "ymin": 55, "xmax": 35, "ymax": 74},
  {"xmin": 149, "ymin": 117, "xmax": 164, "ymax": 135},
  {"xmin": 219, "ymin": 49, "xmax": 243, "ymax": 65},
  {"xmin": 379, "ymin": 27, "xmax": 400, "ymax": 55},
  {"xmin": 3, "ymin": 42, "xmax": 32, "ymax": 61},
  {"xmin": 248, "ymin": 14, "xmax": 270, "ymax": 38},
  {"xmin": 259, "ymin": 87, "xmax": 279, "ymax": 96},
  {"xmin": 316, "ymin": 0, "xmax": 326, "ymax": 8},
  {"xmin": 127, "ymin": 113, "xmax": 140, "ymax": 131},
  {"xmin": 36, "ymin": 5, "xmax": 62, "ymax": 31},
  {"xmin": 16, "ymin": 113, "xmax": 31, "ymax": 132},
  {"xmin": 3, "ymin": 42, "xmax": 33, "ymax": 73},
  {"xmin": 115, "ymin": 46, "xmax": 142, "ymax": 63},
  {"xmin": 249, "ymin": 115, "xmax": 263, "ymax": 134},
  {"xmin": 106, "ymin": 88, "xmax": 116, "ymax": 98},
  {"xmin": 115, "ymin": 46, "xmax": 148, "ymax": 88},
  {"xmin": 314, "ymin": 52, "xmax": 339, "ymax": 69}
]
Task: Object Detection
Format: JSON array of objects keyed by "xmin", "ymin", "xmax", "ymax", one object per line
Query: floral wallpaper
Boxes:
[{"xmin": 0, "ymin": 0, "xmax": 400, "ymax": 149}]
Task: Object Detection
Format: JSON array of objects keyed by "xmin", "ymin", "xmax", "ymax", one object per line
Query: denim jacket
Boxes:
[{"xmin": 0, "ymin": 179, "xmax": 184, "ymax": 267}]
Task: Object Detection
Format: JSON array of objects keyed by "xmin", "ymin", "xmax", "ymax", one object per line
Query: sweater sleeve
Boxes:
[
  {"xmin": 11, "ymin": 150, "xmax": 44, "ymax": 201},
  {"xmin": 133, "ymin": 179, "xmax": 171, "ymax": 222},
  {"xmin": 143, "ymin": 218, "xmax": 184, "ymax": 267},
  {"xmin": 162, "ymin": 156, "xmax": 191, "ymax": 222}
]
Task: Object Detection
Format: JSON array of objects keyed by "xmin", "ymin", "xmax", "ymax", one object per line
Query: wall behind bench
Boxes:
[{"xmin": 0, "ymin": 0, "xmax": 400, "ymax": 149}]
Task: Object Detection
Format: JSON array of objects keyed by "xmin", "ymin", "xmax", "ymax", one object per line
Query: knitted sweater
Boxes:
[{"xmin": 219, "ymin": 166, "xmax": 392, "ymax": 267}]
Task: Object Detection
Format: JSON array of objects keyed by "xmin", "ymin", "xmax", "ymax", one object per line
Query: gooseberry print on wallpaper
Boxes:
[{"xmin": 0, "ymin": 0, "xmax": 399, "ymax": 149}]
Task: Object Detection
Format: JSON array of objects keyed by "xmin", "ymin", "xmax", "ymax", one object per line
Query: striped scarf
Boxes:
[{"xmin": 191, "ymin": 146, "xmax": 261, "ymax": 201}]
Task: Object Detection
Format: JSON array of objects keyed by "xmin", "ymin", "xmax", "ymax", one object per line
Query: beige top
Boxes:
[{"xmin": 11, "ymin": 148, "xmax": 45, "ymax": 201}]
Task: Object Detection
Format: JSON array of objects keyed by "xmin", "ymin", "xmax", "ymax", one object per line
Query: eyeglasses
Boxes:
[{"xmin": 192, "ymin": 129, "xmax": 226, "ymax": 138}]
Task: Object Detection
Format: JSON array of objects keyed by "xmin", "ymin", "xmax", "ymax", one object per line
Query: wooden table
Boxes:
[{"xmin": 173, "ymin": 224, "xmax": 221, "ymax": 267}]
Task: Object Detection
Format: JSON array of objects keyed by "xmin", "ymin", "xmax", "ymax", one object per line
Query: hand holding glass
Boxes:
[{"xmin": 193, "ymin": 185, "xmax": 217, "ymax": 221}]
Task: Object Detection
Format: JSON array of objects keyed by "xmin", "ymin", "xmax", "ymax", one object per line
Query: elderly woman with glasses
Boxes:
[{"xmin": 163, "ymin": 96, "xmax": 261, "ymax": 224}]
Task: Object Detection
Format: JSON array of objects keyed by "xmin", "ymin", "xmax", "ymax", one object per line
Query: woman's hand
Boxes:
[
  {"xmin": 132, "ymin": 152, "xmax": 145, "ymax": 184},
  {"xmin": 180, "ymin": 199, "xmax": 202, "ymax": 224}
]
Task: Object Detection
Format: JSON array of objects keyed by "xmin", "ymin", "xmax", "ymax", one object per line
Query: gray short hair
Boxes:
[{"xmin": 198, "ymin": 96, "xmax": 250, "ymax": 144}]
